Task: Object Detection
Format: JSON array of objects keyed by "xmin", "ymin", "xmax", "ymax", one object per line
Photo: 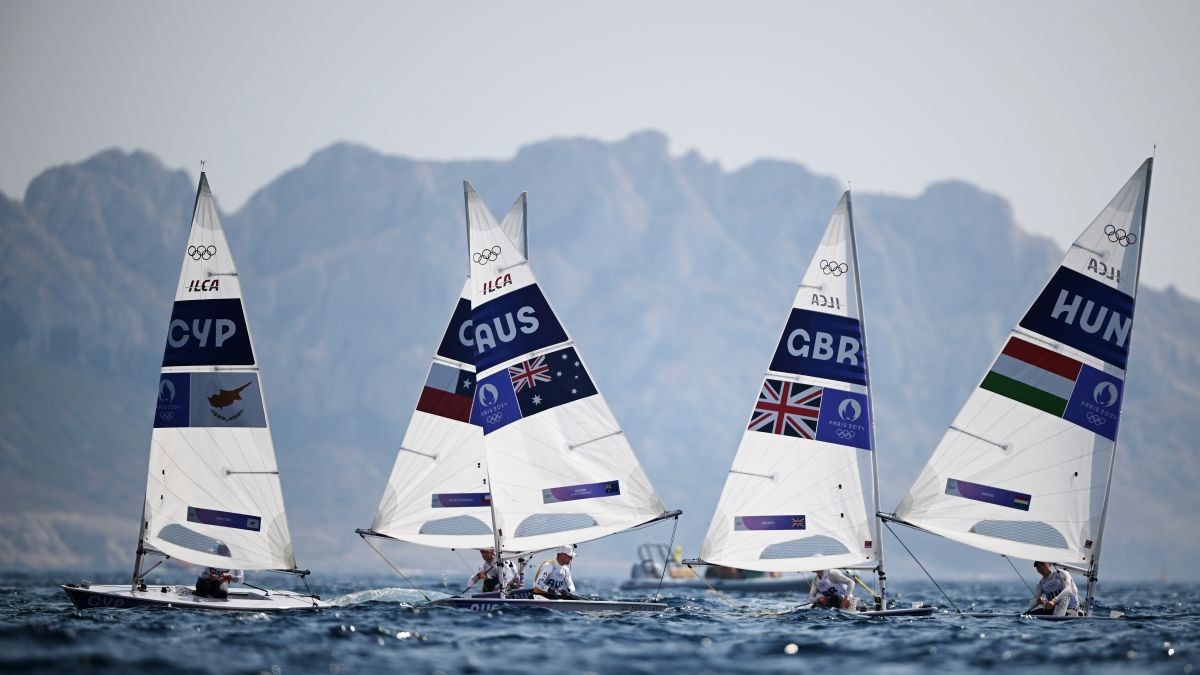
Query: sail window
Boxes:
[
  {"xmin": 759, "ymin": 536, "xmax": 850, "ymax": 559},
  {"xmin": 969, "ymin": 520, "xmax": 1068, "ymax": 550},
  {"xmin": 514, "ymin": 513, "xmax": 597, "ymax": 537},
  {"xmin": 156, "ymin": 524, "xmax": 225, "ymax": 555},
  {"xmin": 418, "ymin": 515, "xmax": 493, "ymax": 536}
]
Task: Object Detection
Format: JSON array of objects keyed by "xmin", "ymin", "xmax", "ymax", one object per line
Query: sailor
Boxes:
[
  {"xmin": 194, "ymin": 542, "xmax": 243, "ymax": 599},
  {"xmin": 809, "ymin": 569, "xmax": 856, "ymax": 611},
  {"xmin": 1025, "ymin": 561, "xmax": 1081, "ymax": 616},
  {"xmin": 532, "ymin": 546, "xmax": 581, "ymax": 600},
  {"xmin": 468, "ymin": 548, "xmax": 520, "ymax": 593}
]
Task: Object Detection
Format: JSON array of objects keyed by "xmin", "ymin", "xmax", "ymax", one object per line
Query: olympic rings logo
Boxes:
[
  {"xmin": 1085, "ymin": 412, "xmax": 1107, "ymax": 426},
  {"xmin": 820, "ymin": 260, "xmax": 848, "ymax": 276},
  {"xmin": 486, "ymin": 413, "xmax": 504, "ymax": 424},
  {"xmin": 1104, "ymin": 224, "xmax": 1137, "ymax": 247},
  {"xmin": 836, "ymin": 429, "xmax": 856, "ymax": 439},
  {"xmin": 473, "ymin": 246, "xmax": 502, "ymax": 265},
  {"xmin": 188, "ymin": 245, "xmax": 217, "ymax": 260}
]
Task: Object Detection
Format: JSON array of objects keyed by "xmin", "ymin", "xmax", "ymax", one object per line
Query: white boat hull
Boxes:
[{"xmin": 62, "ymin": 584, "xmax": 328, "ymax": 611}]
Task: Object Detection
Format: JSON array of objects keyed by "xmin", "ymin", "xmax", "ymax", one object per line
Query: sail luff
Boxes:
[
  {"xmin": 1085, "ymin": 156, "xmax": 1153, "ymax": 610},
  {"xmin": 846, "ymin": 191, "xmax": 887, "ymax": 605}
]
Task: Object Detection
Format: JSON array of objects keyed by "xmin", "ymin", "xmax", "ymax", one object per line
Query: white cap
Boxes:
[{"xmin": 557, "ymin": 545, "xmax": 576, "ymax": 558}]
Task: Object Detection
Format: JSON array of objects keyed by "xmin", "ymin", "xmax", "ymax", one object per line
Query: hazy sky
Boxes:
[{"xmin": 3, "ymin": 1, "xmax": 1196, "ymax": 295}]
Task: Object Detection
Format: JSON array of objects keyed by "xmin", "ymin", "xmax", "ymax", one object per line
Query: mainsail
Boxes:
[
  {"xmin": 370, "ymin": 195, "xmax": 527, "ymax": 549},
  {"xmin": 465, "ymin": 182, "xmax": 668, "ymax": 554},
  {"xmin": 698, "ymin": 192, "xmax": 881, "ymax": 573},
  {"xmin": 142, "ymin": 173, "xmax": 298, "ymax": 572},
  {"xmin": 894, "ymin": 159, "xmax": 1152, "ymax": 573}
]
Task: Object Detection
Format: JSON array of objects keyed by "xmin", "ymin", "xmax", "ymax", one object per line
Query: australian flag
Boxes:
[{"xmin": 512, "ymin": 346, "xmax": 597, "ymax": 418}]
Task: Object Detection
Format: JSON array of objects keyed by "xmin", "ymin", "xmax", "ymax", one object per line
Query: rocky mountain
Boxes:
[{"xmin": 2, "ymin": 132, "xmax": 1195, "ymax": 580}]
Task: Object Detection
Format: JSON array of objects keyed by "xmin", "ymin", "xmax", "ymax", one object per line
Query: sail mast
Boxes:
[
  {"xmin": 1084, "ymin": 157, "xmax": 1153, "ymax": 614},
  {"xmin": 845, "ymin": 192, "xmax": 887, "ymax": 609}
]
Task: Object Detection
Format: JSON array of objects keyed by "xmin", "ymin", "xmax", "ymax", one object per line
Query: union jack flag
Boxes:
[
  {"xmin": 508, "ymin": 355, "xmax": 552, "ymax": 392},
  {"xmin": 747, "ymin": 378, "xmax": 822, "ymax": 438}
]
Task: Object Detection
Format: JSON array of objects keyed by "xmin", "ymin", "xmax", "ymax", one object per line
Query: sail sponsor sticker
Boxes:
[
  {"xmin": 945, "ymin": 478, "xmax": 1031, "ymax": 511},
  {"xmin": 733, "ymin": 515, "xmax": 806, "ymax": 531},
  {"xmin": 1018, "ymin": 266, "xmax": 1134, "ymax": 370},
  {"xmin": 162, "ymin": 298, "xmax": 255, "ymax": 367},
  {"xmin": 187, "ymin": 506, "xmax": 262, "ymax": 531},
  {"xmin": 153, "ymin": 372, "xmax": 267, "ymax": 428},
  {"xmin": 471, "ymin": 284, "xmax": 568, "ymax": 373},
  {"xmin": 979, "ymin": 336, "xmax": 1122, "ymax": 440},
  {"xmin": 470, "ymin": 370, "xmax": 523, "ymax": 434},
  {"xmin": 769, "ymin": 308, "xmax": 867, "ymax": 385},
  {"xmin": 416, "ymin": 362, "xmax": 475, "ymax": 423},
  {"xmin": 431, "ymin": 492, "xmax": 492, "ymax": 508},
  {"xmin": 746, "ymin": 379, "xmax": 871, "ymax": 450},
  {"xmin": 542, "ymin": 480, "xmax": 620, "ymax": 504}
]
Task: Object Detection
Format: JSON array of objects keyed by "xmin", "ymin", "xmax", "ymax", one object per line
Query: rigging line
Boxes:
[
  {"xmin": 359, "ymin": 533, "xmax": 431, "ymax": 602},
  {"xmin": 684, "ymin": 563, "xmax": 741, "ymax": 612},
  {"xmin": 651, "ymin": 515, "xmax": 680, "ymax": 602},
  {"xmin": 452, "ymin": 548, "xmax": 475, "ymax": 574},
  {"xmin": 1002, "ymin": 555, "xmax": 1036, "ymax": 596},
  {"xmin": 300, "ymin": 573, "xmax": 319, "ymax": 608},
  {"xmin": 883, "ymin": 522, "xmax": 961, "ymax": 614}
]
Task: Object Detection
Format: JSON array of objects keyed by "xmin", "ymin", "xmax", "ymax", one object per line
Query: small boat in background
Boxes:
[{"xmin": 619, "ymin": 544, "xmax": 810, "ymax": 592}]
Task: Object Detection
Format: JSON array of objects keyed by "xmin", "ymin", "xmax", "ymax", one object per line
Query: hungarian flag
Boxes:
[{"xmin": 979, "ymin": 337, "xmax": 1124, "ymax": 441}]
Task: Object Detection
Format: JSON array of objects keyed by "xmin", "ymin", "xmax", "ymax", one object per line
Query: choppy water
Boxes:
[{"xmin": 2, "ymin": 573, "xmax": 1195, "ymax": 673}]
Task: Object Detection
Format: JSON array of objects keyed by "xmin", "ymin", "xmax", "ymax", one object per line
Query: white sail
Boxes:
[
  {"xmin": 370, "ymin": 196, "xmax": 527, "ymax": 549},
  {"xmin": 698, "ymin": 192, "xmax": 878, "ymax": 572},
  {"xmin": 465, "ymin": 182, "xmax": 667, "ymax": 554},
  {"xmin": 894, "ymin": 159, "xmax": 1152, "ymax": 565},
  {"xmin": 142, "ymin": 173, "xmax": 297, "ymax": 571}
]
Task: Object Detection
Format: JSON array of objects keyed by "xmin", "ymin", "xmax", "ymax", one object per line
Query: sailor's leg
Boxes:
[{"xmin": 1052, "ymin": 600, "xmax": 1069, "ymax": 617}]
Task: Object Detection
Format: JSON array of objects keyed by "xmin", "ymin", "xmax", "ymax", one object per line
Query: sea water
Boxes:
[{"xmin": 2, "ymin": 573, "xmax": 1195, "ymax": 673}]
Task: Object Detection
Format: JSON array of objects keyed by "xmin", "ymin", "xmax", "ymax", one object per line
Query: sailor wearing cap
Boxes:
[
  {"xmin": 468, "ymin": 548, "xmax": 520, "ymax": 593},
  {"xmin": 532, "ymin": 546, "xmax": 581, "ymax": 600}
]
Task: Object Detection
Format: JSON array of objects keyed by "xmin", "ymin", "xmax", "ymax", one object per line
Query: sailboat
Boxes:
[
  {"xmin": 62, "ymin": 171, "xmax": 325, "ymax": 611},
  {"xmin": 689, "ymin": 191, "xmax": 934, "ymax": 617},
  {"xmin": 360, "ymin": 183, "xmax": 678, "ymax": 612},
  {"xmin": 884, "ymin": 158, "xmax": 1153, "ymax": 619}
]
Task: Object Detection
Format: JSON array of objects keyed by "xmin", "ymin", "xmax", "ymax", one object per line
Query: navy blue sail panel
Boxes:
[
  {"xmin": 162, "ymin": 299, "xmax": 255, "ymax": 367},
  {"xmin": 471, "ymin": 284, "xmax": 568, "ymax": 372},
  {"xmin": 436, "ymin": 297, "xmax": 474, "ymax": 364},
  {"xmin": 768, "ymin": 308, "xmax": 868, "ymax": 385},
  {"xmin": 1019, "ymin": 267, "xmax": 1135, "ymax": 370}
]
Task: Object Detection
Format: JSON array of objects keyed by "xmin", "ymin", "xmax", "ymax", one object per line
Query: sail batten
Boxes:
[
  {"xmin": 698, "ymin": 192, "xmax": 879, "ymax": 573},
  {"xmin": 894, "ymin": 159, "xmax": 1153, "ymax": 567}
]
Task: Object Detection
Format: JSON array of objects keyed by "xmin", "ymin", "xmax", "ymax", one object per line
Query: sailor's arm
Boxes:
[
  {"xmin": 808, "ymin": 579, "xmax": 819, "ymax": 602},
  {"xmin": 531, "ymin": 561, "xmax": 553, "ymax": 595},
  {"xmin": 829, "ymin": 570, "xmax": 854, "ymax": 593}
]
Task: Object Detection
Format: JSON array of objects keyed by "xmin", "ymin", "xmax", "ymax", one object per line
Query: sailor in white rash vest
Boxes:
[
  {"xmin": 468, "ymin": 548, "xmax": 520, "ymax": 593},
  {"xmin": 1025, "ymin": 561, "xmax": 1081, "ymax": 616},
  {"xmin": 809, "ymin": 569, "xmax": 856, "ymax": 611},
  {"xmin": 533, "ymin": 546, "xmax": 581, "ymax": 600}
]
